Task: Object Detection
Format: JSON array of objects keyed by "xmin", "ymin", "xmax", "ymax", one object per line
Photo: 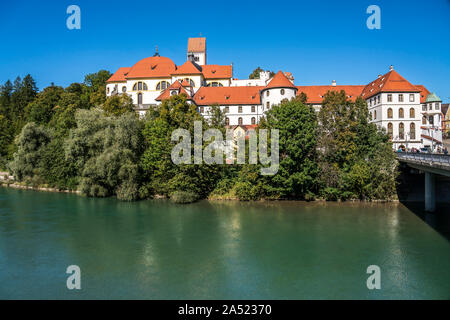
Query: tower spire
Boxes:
[{"xmin": 153, "ymin": 45, "xmax": 160, "ymax": 57}]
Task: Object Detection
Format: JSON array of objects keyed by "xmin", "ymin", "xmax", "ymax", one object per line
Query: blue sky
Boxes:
[{"xmin": 1, "ymin": 0, "xmax": 449, "ymax": 101}]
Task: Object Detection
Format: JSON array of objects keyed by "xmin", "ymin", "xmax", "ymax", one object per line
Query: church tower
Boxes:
[{"xmin": 187, "ymin": 37, "xmax": 206, "ymax": 65}]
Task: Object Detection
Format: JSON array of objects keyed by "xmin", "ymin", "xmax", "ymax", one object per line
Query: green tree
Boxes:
[
  {"xmin": 248, "ymin": 67, "xmax": 275, "ymax": 79},
  {"xmin": 102, "ymin": 94, "xmax": 135, "ymax": 116}
]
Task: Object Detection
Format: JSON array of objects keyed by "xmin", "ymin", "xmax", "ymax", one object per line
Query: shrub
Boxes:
[{"xmin": 170, "ymin": 191, "xmax": 198, "ymax": 204}]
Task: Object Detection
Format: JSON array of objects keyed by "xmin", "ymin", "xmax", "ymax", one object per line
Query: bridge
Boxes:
[{"xmin": 397, "ymin": 152, "xmax": 450, "ymax": 212}]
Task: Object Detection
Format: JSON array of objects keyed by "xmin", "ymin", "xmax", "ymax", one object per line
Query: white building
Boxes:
[{"xmin": 106, "ymin": 37, "xmax": 443, "ymax": 150}]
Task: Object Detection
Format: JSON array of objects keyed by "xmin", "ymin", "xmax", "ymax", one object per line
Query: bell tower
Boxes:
[{"xmin": 187, "ymin": 37, "xmax": 206, "ymax": 65}]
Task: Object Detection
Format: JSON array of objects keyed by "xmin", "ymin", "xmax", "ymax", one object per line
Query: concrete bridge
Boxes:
[{"xmin": 397, "ymin": 153, "xmax": 450, "ymax": 212}]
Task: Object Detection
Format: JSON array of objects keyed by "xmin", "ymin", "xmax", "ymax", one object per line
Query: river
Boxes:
[{"xmin": 0, "ymin": 187, "xmax": 449, "ymax": 299}]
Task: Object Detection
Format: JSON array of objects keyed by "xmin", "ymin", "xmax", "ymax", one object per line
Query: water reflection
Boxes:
[{"xmin": 0, "ymin": 187, "xmax": 449, "ymax": 299}]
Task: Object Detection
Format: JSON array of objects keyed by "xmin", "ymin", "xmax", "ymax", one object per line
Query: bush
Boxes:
[{"xmin": 170, "ymin": 191, "xmax": 198, "ymax": 204}]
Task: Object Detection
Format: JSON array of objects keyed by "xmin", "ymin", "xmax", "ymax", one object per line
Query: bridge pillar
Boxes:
[{"xmin": 424, "ymin": 172, "xmax": 436, "ymax": 212}]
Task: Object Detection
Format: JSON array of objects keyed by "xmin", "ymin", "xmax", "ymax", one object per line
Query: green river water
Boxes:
[{"xmin": 0, "ymin": 187, "xmax": 449, "ymax": 299}]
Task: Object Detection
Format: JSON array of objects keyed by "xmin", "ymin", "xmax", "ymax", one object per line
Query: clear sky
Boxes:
[{"xmin": 1, "ymin": 0, "xmax": 449, "ymax": 101}]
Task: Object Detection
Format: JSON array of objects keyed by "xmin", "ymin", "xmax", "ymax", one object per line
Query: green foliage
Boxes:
[
  {"xmin": 66, "ymin": 108, "xmax": 143, "ymax": 200},
  {"xmin": 102, "ymin": 94, "xmax": 135, "ymax": 116},
  {"xmin": 170, "ymin": 191, "xmax": 199, "ymax": 204}
]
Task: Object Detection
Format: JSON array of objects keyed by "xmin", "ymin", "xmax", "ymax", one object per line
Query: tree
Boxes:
[
  {"xmin": 25, "ymin": 85, "xmax": 64, "ymax": 125},
  {"xmin": 259, "ymin": 98, "xmax": 319, "ymax": 199},
  {"xmin": 102, "ymin": 94, "xmax": 135, "ymax": 116},
  {"xmin": 9, "ymin": 122, "xmax": 50, "ymax": 181},
  {"xmin": 65, "ymin": 108, "xmax": 143, "ymax": 200},
  {"xmin": 248, "ymin": 67, "xmax": 275, "ymax": 79}
]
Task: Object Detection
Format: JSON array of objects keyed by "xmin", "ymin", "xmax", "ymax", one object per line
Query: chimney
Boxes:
[
  {"xmin": 389, "ymin": 65, "xmax": 394, "ymax": 71},
  {"xmin": 331, "ymin": 80, "xmax": 336, "ymax": 87}
]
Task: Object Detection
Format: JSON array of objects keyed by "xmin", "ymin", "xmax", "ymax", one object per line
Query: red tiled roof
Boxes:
[
  {"xmin": 125, "ymin": 56, "xmax": 176, "ymax": 79},
  {"xmin": 361, "ymin": 70, "xmax": 420, "ymax": 99},
  {"xmin": 188, "ymin": 37, "xmax": 206, "ymax": 52},
  {"xmin": 107, "ymin": 67, "xmax": 130, "ymax": 82},
  {"xmin": 296, "ymin": 85, "xmax": 366, "ymax": 103},
  {"xmin": 415, "ymin": 84, "xmax": 430, "ymax": 103},
  {"xmin": 194, "ymin": 86, "xmax": 263, "ymax": 105},
  {"xmin": 265, "ymin": 71, "xmax": 296, "ymax": 89},
  {"xmin": 202, "ymin": 65, "xmax": 233, "ymax": 79},
  {"xmin": 155, "ymin": 80, "xmax": 192, "ymax": 101},
  {"xmin": 172, "ymin": 60, "xmax": 202, "ymax": 75}
]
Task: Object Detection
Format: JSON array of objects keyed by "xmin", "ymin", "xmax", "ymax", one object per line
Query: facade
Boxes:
[
  {"xmin": 106, "ymin": 37, "xmax": 443, "ymax": 149},
  {"xmin": 441, "ymin": 103, "xmax": 449, "ymax": 136}
]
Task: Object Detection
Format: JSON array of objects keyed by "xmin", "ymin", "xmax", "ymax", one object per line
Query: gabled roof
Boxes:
[
  {"xmin": 125, "ymin": 56, "xmax": 176, "ymax": 79},
  {"xmin": 172, "ymin": 60, "xmax": 202, "ymax": 75},
  {"xmin": 107, "ymin": 67, "xmax": 130, "ymax": 82},
  {"xmin": 265, "ymin": 71, "xmax": 296, "ymax": 89},
  {"xmin": 415, "ymin": 85, "xmax": 430, "ymax": 103},
  {"xmin": 188, "ymin": 37, "xmax": 206, "ymax": 52},
  {"xmin": 194, "ymin": 86, "xmax": 263, "ymax": 105},
  {"xmin": 155, "ymin": 80, "xmax": 192, "ymax": 101},
  {"xmin": 296, "ymin": 85, "xmax": 366, "ymax": 104},
  {"xmin": 202, "ymin": 65, "xmax": 233, "ymax": 79},
  {"xmin": 361, "ymin": 70, "xmax": 420, "ymax": 99}
]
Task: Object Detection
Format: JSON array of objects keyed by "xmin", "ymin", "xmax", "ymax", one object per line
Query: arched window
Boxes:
[
  {"xmin": 409, "ymin": 108, "xmax": 415, "ymax": 118},
  {"xmin": 107, "ymin": 87, "xmax": 110, "ymax": 94},
  {"xmin": 266, "ymin": 102, "xmax": 270, "ymax": 109},
  {"xmin": 374, "ymin": 110, "xmax": 377, "ymax": 120},
  {"xmin": 133, "ymin": 83, "xmax": 137, "ymax": 91},
  {"xmin": 399, "ymin": 123, "xmax": 404, "ymax": 140},
  {"xmin": 156, "ymin": 81, "xmax": 170, "ymax": 90},
  {"xmin": 225, "ymin": 117, "xmax": 230, "ymax": 126},
  {"xmin": 143, "ymin": 83, "xmax": 148, "ymax": 90},
  {"xmin": 399, "ymin": 108, "xmax": 404, "ymax": 118},
  {"xmin": 387, "ymin": 123, "xmax": 393, "ymax": 139},
  {"xmin": 266, "ymin": 91, "xmax": 270, "ymax": 97},
  {"xmin": 422, "ymin": 117, "xmax": 427, "ymax": 125},
  {"xmin": 280, "ymin": 89, "xmax": 285, "ymax": 95},
  {"xmin": 122, "ymin": 86, "xmax": 127, "ymax": 93},
  {"xmin": 138, "ymin": 82, "xmax": 142, "ymax": 91},
  {"xmin": 251, "ymin": 117, "xmax": 256, "ymax": 125},
  {"xmin": 138, "ymin": 93, "xmax": 143, "ymax": 105},
  {"xmin": 387, "ymin": 108, "xmax": 393, "ymax": 119},
  {"xmin": 183, "ymin": 78, "xmax": 195, "ymax": 87},
  {"xmin": 238, "ymin": 117, "xmax": 243, "ymax": 125},
  {"xmin": 410, "ymin": 123, "xmax": 416, "ymax": 140}
]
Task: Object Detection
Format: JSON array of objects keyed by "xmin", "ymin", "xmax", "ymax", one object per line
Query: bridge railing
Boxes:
[{"xmin": 397, "ymin": 152, "xmax": 450, "ymax": 167}]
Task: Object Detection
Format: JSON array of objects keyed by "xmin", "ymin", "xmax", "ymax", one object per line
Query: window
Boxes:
[
  {"xmin": 107, "ymin": 87, "xmax": 110, "ymax": 94},
  {"xmin": 387, "ymin": 123, "xmax": 393, "ymax": 139},
  {"xmin": 409, "ymin": 108, "xmax": 415, "ymax": 118},
  {"xmin": 183, "ymin": 78, "xmax": 195, "ymax": 87},
  {"xmin": 429, "ymin": 116, "xmax": 434, "ymax": 125},
  {"xmin": 138, "ymin": 93, "xmax": 143, "ymax": 105},
  {"xmin": 156, "ymin": 81, "xmax": 170, "ymax": 91},
  {"xmin": 399, "ymin": 123, "xmax": 404, "ymax": 140},
  {"xmin": 224, "ymin": 106, "xmax": 229, "ymax": 113},
  {"xmin": 138, "ymin": 82, "xmax": 142, "ymax": 91},
  {"xmin": 422, "ymin": 116, "xmax": 427, "ymax": 125},
  {"xmin": 377, "ymin": 96, "xmax": 380, "ymax": 104},
  {"xmin": 266, "ymin": 102, "xmax": 270, "ymax": 109},
  {"xmin": 410, "ymin": 123, "xmax": 416, "ymax": 140},
  {"xmin": 435, "ymin": 103, "xmax": 439, "ymax": 110},
  {"xmin": 122, "ymin": 86, "xmax": 127, "ymax": 93},
  {"xmin": 409, "ymin": 94, "xmax": 415, "ymax": 102},
  {"xmin": 238, "ymin": 106, "xmax": 243, "ymax": 113},
  {"xmin": 143, "ymin": 83, "xmax": 148, "ymax": 90},
  {"xmin": 225, "ymin": 117, "xmax": 230, "ymax": 126},
  {"xmin": 207, "ymin": 82, "xmax": 223, "ymax": 87},
  {"xmin": 251, "ymin": 106, "xmax": 255, "ymax": 113},
  {"xmin": 200, "ymin": 107, "xmax": 204, "ymax": 113},
  {"xmin": 266, "ymin": 91, "xmax": 270, "ymax": 97},
  {"xmin": 238, "ymin": 117, "xmax": 243, "ymax": 125},
  {"xmin": 387, "ymin": 108, "xmax": 393, "ymax": 118},
  {"xmin": 387, "ymin": 94, "xmax": 392, "ymax": 102},
  {"xmin": 374, "ymin": 110, "xmax": 377, "ymax": 120},
  {"xmin": 251, "ymin": 117, "xmax": 256, "ymax": 125},
  {"xmin": 399, "ymin": 108, "xmax": 404, "ymax": 118},
  {"xmin": 399, "ymin": 94, "xmax": 403, "ymax": 102},
  {"xmin": 280, "ymin": 89, "xmax": 285, "ymax": 95}
]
